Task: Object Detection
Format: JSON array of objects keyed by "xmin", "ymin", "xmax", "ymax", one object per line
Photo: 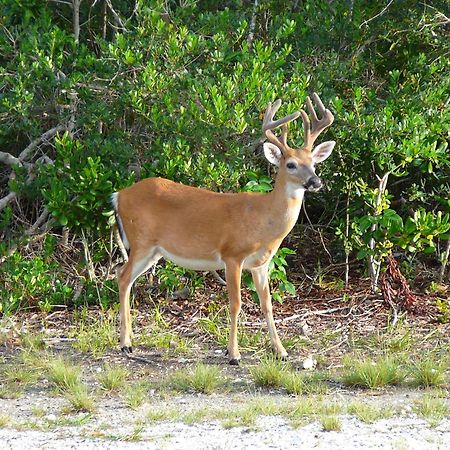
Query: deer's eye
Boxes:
[{"xmin": 286, "ymin": 162, "xmax": 296, "ymax": 170}]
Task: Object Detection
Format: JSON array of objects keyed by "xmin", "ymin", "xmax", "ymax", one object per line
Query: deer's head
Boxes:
[{"xmin": 262, "ymin": 93, "xmax": 335, "ymax": 193}]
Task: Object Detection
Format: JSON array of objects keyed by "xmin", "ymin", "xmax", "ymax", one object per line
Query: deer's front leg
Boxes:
[
  {"xmin": 118, "ymin": 262, "xmax": 134, "ymax": 353},
  {"xmin": 225, "ymin": 259, "xmax": 243, "ymax": 365},
  {"xmin": 251, "ymin": 264, "xmax": 288, "ymax": 359}
]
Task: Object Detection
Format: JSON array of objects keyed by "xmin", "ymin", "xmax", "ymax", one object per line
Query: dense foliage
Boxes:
[{"xmin": 0, "ymin": 0, "xmax": 449, "ymax": 314}]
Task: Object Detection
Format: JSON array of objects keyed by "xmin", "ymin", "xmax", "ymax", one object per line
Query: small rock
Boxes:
[
  {"xmin": 302, "ymin": 355, "xmax": 317, "ymax": 370},
  {"xmin": 300, "ymin": 322, "xmax": 310, "ymax": 336}
]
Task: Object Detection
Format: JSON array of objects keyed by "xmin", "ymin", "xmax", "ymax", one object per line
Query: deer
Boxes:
[{"xmin": 112, "ymin": 93, "xmax": 335, "ymax": 365}]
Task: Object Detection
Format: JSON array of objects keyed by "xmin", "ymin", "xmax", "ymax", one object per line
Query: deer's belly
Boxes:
[
  {"xmin": 243, "ymin": 247, "xmax": 276, "ymax": 269},
  {"xmin": 158, "ymin": 247, "xmax": 225, "ymax": 271}
]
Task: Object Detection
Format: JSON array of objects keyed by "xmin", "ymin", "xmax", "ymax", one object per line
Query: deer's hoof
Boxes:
[
  {"xmin": 121, "ymin": 346, "xmax": 133, "ymax": 354},
  {"xmin": 229, "ymin": 358, "xmax": 240, "ymax": 366}
]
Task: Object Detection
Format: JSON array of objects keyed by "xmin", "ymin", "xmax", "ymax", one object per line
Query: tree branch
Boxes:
[
  {"xmin": 359, "ymin": 0, "xmax": 394, "ymax": 28},
  {"xmin": 18, "ymin": 124, "xmax": 68, "ymax": 161},
  {"xmin": 247, "ymin": 0, "xmax": 259, "ymax": 51}
]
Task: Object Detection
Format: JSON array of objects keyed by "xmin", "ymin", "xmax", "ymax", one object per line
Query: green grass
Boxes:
[
  {"xmin": 136, "ymin": 329, "xmax": 193, "ymax": 354},
  {"xmin": 4, "ymin": 366, "xmax": 39, "ymax": 385},
  {"xmin": 0, "ymin": 415, "xmax": 10, "ymax": 428},
  {"xmin": 20, "ymin": 332, "xmax": 46, "ymax": 351},
  {"xmin": 0, "ymin": 384, "xmax": 23, "ymax": 399},
  {"xmin": 123, "ymin": 382, "xmax": 149, "ymax": 409},
  {"xmin": 342, "ymin": 355, "xmax": 406, "ymax": 389},
  {"xmin": 147, "ymin": 407, "xmax": 182, "ymax": 423},
  {"xmin": 46, "ymin": 357, "xmax": 82, "ymax": 391},
  {"xmin": 197, "ymin": 304, "xmax": 267, "ymax": 353},
  {"xmin": 409, "ymin": 356, "xmax": 448, "ymax": 388},
  {"xmin": 70, "ymin": 313, "xmax": 117, "ymax": 357},
  {"xmin": 97, "ymin": 364, "xmax": 129, "ymax": 391},
  {"xmin": 63, "ymin": 384, "xmax": 96, "ymax": 413},
  {"xmin": 320, "ymin": 415, "xmax": 342, "ymax": 432},
  {"xmin": 413, "ymin": 393, "xmax": 450, "ymax": 427},
  {"xmin": 280, "ymin": 371, "xmax": 305, "ymax": 395},
  {"xmin": 287, "ymin": 398, "xmax": 344, "ymax": 429},
  {"xmin": 31, "ymin": 406, "xmax": 46, "ymax": 418},
  {"xmin": 347, "ymin": 402, "xmax": 393, "ymax": 423},
  {"xmin": 167, "ymin": 363, "xmax": 224, "ymax": 394},
  {"xmin": 249, "ymin": 357, "xmax": 287, "ymax": 388},
  {"xmin": 249, "ymin": 358, "xmax": 329, "ymax": 394}
]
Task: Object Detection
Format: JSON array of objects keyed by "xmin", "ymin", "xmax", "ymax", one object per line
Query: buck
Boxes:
[{"xmin": 112, "ymin": 93, "xmax": 335, "ymax": 365}]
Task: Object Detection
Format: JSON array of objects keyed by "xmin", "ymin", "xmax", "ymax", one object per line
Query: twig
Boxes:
[
  {"xmin": 247, "ymin": 0, "xmax": 259, "ymax": 51},
  {"xmin": 18, "ymin": 124, "xmax": 68, "ymax": 161},
  {"xmin": 368, "ymin": 172, "xmax": 390, "ymax": 292},
  {"xmin": 318, "ymin": 337, "xmax": 348, "ymax": 355},
  {"xmin": 81, "ymin": 229, "xmax": 96, "ymax": 281},
  {"xmin": 359, "ymin": 0, "xmax": 394, "ymax": 28},
  {"xmin": 105, "ymin": 0, "xmax": 127, "ymax": 31},
  {"xmin": 0, "ymin": 152, "xmax": 22, "ymax": 167},
  {"xmin": 0, "ymin": 192, "xmax": 17, "ymax": 212},
  {"xmin": 211, "ymin": 270, "xmax": 226, "ymax": 285},
  {"xmin": 243, "ymin": 305, "xmax": 349, "ymax": 327},
  {"xmin": 439, "ymin": 237, "xmax": 450, "ymax": 282},
  {"xmin": 345, "ymin": 191, "xmax": 350, "ymax": 288},
  {"xmin": 25, "ymin": 208, "xmax": 50, "ymax": 235}
]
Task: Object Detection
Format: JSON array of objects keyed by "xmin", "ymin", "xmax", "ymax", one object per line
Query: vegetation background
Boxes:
[{"xmin": 0, "ymin": 0, "xmax": 449, "ymax": 316}]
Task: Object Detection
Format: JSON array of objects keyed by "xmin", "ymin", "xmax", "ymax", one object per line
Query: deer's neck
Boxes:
[{"xmin": 265, "ymin": 172, "xmax": 305, "ymax": 236}]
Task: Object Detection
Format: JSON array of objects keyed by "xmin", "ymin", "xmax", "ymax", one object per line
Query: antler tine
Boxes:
[
  {"xmin": 280, "ymin": 124, "xmax": 288, "ymax": 147},
  {"xmin": 301, "ymin": 92, "xmax": 334, "ymax": 150},
  {"xmin": 262, "ymin": 99, "xmax": 300, "ymax": 152}
]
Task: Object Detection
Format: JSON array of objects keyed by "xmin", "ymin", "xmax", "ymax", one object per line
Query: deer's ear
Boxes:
[
  {"xmin": 311, "ymin": 141, "xmax": 335, "ymax": 164},
  {"xmin": 263, "ymin": 142, "xmax": 282, "ymax": 166}
]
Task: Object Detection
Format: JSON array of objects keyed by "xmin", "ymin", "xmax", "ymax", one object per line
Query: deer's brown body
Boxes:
[{"xmin": 113, "ymin": 93, "xmax": 335, "ymax": 364}]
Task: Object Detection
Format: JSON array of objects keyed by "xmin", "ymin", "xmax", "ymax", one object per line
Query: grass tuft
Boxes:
[
  {"xmin": 123, "ymin": 382, "xmax": 149, "ymax": 409},
  {"xmin": 320, "ymin": 415, "xmax": 342, "ymax": 432},
  {"xmin": 97, "ymin": 364, "xmax": 129, "ymax": 391},
  {"xmin": 64, "ymin": 384, "xmax": 96, "ymax": 413},
  {"xmin": 249, "ymin": 357, "xmax": 287, "ymax": 388},
  {"xmin": 168, "ymin": 363, "xmax": 223, "ymax": 394},
  {"xmin": 347, "ymin": 402, "xmax": 393, "ymax": 423},
  {"xmin": 4, "ymin": 366, "xmax": 39, "ymax": 385},
  {"xmin": 280, "ymin": 371, "xmax": 305, "ymax": 395},
  {"xmin": 413, "ymin": 393, "xmax": 450, "ymax": 427},
  {"xmin": 342, "ymin": 355, "xmax": 406, "ymax": 389},
  {"xmin": 0, "ymin": 415, "xmax": 10, "ymax": 428},
  {"xmin": 409, "ymin": 356, "xmax": 448, "ymax": 388},
  {"xmin": 46, "ymin": 357, "xmax": 82, "ymax": 391},
  {"xmin": 71, "ymin": 314, "xmax": 117, "ymax": 357}
]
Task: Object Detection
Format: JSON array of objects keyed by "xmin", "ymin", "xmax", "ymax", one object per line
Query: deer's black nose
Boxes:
[{"xmin": 305, "ymin": 176, "xmax": 322, "ymax": 192}]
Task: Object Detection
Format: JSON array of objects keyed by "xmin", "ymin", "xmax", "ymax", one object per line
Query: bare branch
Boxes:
[
  {"xmin": 368, "ymin": 172, "xmax": 390, "ymax": 292},
  {"xmin": 72, "ymin": 0, "xmax": 82, "ymax": 44},
  {"xmin": 18, "ymin": 124, "xmax": 68, "ymax": 162},
  {"xmin": 359, "ymin": 0, "xmax": 394, "ymax": 28},
  {"xmin": 0, "ymin": 192, "xmax": 17, "ymax": 212},
  {"xmin": 105, "ymin": 0, "xmax": 127, "ymax": 31},
  {"xmin": 439, "ymin": 237, "xmax": 450, "ymax": 282},
  {"xmin": 247, "ymin": 0, "xmax": 259, "ymax": 51},
  {"xmin": 0, "ymin": 151, "xmax": 22, "ymax": 167},
  {"xmin": 25, "ymin": 208, "xmax": 51, "ymax": 236}
]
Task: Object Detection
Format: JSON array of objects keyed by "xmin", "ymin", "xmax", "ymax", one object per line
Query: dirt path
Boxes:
[
  {"xmin": 1, "ymin": 391, "xmax": 449, "ymax": 449},
  {"xmin": 1, "ymin": 297, "xmax": 449, "ymax": 449}
]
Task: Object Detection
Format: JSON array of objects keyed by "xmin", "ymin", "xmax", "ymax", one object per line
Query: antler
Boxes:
[
  {"xmin": 300, "ymin": 92, "xmax": 334, "ymax": 151},
  {"xmin": 262, "ymin": 99, "xmax": 300, "ymax": 152}
]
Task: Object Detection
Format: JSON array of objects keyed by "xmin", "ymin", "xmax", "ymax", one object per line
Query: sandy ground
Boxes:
[{"xmin": 1, "ymin": 389, "xmax": 450, "ymax": 450}]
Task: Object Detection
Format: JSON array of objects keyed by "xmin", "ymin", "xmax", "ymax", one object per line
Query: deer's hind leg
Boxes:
[{"xmin": 118, "ymin": 247, "xmax": 160, "ymax": 353}]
